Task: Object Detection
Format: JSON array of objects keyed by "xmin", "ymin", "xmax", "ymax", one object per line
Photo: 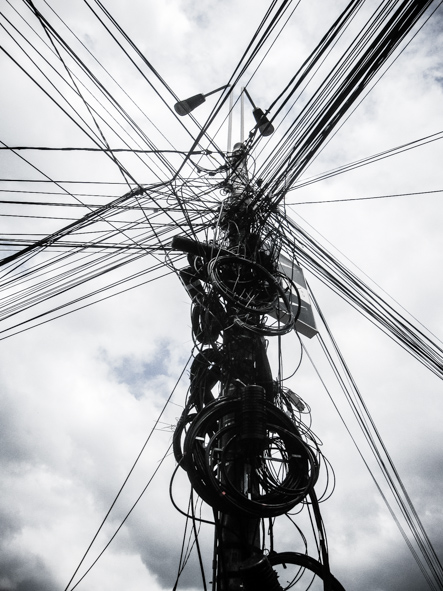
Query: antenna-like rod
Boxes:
[
  {"xmin": 240, "ymin": 87, "xmax": 245, "ymax": 143},
  {"xmin": 227, "ymin": 91, "xmax": 233, "ymax": 152}
]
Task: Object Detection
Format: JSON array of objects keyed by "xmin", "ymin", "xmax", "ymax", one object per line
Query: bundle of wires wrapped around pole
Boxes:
[
  {"xmin": 171, "ymin": 144, "xmax": 341, "ymax": 591},
  {"xmin": 2, "ymin": 1, "xmax": 443, "ymax": 590}
]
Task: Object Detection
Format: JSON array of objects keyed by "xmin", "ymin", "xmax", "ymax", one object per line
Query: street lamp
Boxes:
[
  {"xmin": 174, "ymin": 84, "xmax": 230, "ymax": 116},
  {"xmin": 243, "ymin": 88, "xmax": 274, "ymax": 137}
]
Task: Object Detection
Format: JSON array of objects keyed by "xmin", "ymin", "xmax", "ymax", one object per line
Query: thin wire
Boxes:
[
  {"xmin": 287, "ymin": 130, "xmax": 443, "ymax": 192},
  {"xmin": 286, "ymin": 188, "xmax": 443, "ymax": 205},
  {"xmin": 191, "ymin": 490, "xmax": 208, "ymax": 591},
  {"xmin": 66, "ymin": 443, "xmax": 173, "ymax": 591},
  {"xmin": 0, "ymin": 146, "xmax": 212, "ymax": 154},
  {"xmin": 62, "ymin": 352, "xmax": 192, "ymax": 591},
  {"xmin": 303, "ymin": 299, "xmax": 443, "ymax": 589}
]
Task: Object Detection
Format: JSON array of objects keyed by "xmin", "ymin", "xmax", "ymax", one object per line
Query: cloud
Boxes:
[
  {"xmin": 0, "ymin": 1, "xmax": 442, "ymax": 590},
  {"xmin": 0, "ymin": 552, "xmax": 58, "ymax": 591}
]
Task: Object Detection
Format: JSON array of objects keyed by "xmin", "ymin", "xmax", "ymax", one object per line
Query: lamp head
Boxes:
[
  {"xmin": 253, "ymin": 108, "xmax": 274, "ymax": 137},
  {"xmin": 174, "ymin": 93, "xmax": 206, "ymax": 116}
]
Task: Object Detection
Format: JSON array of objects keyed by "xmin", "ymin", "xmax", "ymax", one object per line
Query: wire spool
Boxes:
[
  {"xmin": 206, "ymin": 421, "xmax": 318, "ymax": 516},
  {"xmin": 267, "ymin": 552, "xmax": 346, "ymax": 591},
  {"xmin": 233, "ymin": 273, "xmax": 301, "ymax": 337},
  {"xmin": 207, "ymin": 256, "xmax": 282, "ymax": 313},
  {"xmin": 183, "ymin": 397, "xmax": 319, "ymax": 517},
  {"xmin": 189, "ymin": 348, "xmax": 222, "ymax": 411},
  {"xmin": 233, "ymin": 307, "xmax": 294, "ymax": 336},
  {"xmin": 191, "ymin": 296, "xmax": 225, "ymax": 344},
  {"xmin": 204, "ymin": 255, "xmax": 297, "ymax": 336},
  {"xmin": 173, "ymin": 410, "xmax": 196, "ymax": 469}
]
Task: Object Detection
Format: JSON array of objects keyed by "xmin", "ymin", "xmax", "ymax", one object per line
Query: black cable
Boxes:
[
  {"xmin": 287, "ymin": 188, "xmax": 443, "ymax": 205},
  {"xmin": 305, "ymin": 291, "xmax": 443, "ymax": 590},
  {"xmin": 172, "ymin": 495, "xmax": 193, "ymax": 591},
  {"xmin": 169, "ymin": 461, "xmax": 216, "ymax": 527},
  {"xmin": 81, "ymin": 0, "xmax": 227, "ymax": 164},
  {"xmin": 286, "ymin": 130, "xmax": 443, "ymax": 193},
  {"xmin": 190, "ymin": 490, "xmax": 208, "ymax": 591},
  {"xmin": 65, "ymin": 443, "xmax": 173, "ymax": 591},
  {"xmin": 248, "ymin": 0, "xmax": 437, "ymax": 210},
  {"xmin": 41, "ymin": 0, "xmax": 184, "ymax": 155},
  {"xmin": 0, "ymin": 146, "xmax": 213, "ymax": 153},
  {"xmin": 63, "ymin": 356, "xmax": 191, "ymax": 591},
  {"xmin": 275, "ymin": 211, "xmax": 443, "ymax": 379},
  {"xmin": 3, "ymin": 1, "xmax": 186, "ymax": 182}
]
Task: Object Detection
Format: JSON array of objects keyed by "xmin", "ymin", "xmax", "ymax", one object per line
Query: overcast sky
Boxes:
[{"xmin": 1, "ymin": 1, "xmax": 443, "ymax": 591}]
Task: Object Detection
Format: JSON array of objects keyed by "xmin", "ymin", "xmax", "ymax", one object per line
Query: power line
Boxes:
[
  {"xmin": 0, "ymin": 146, "xmax": 214, "ymax": 154},
  {"xmin": 286, "ymin": 188, "xmax": 443, "ymax": 205}
]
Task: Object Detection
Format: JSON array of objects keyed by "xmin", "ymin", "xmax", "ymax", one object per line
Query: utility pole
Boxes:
[
  {"xmin": 168, "ymin": 1, "xmax": 439, "ymax": 582},
  {"xmin": 172, "ymin": 141, "xmax": 342, "ymax": 590},
  {"xmin": 215, "ymin": 143, "xmax": 272, "ymax": 591}
]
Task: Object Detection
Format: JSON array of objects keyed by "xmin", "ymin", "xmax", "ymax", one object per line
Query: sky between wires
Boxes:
[{"xmin": 0, "ymin": 1, "xmax": 442, "ymax": 591}]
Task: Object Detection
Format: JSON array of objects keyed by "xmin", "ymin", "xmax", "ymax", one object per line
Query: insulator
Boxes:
[
  {"xmin": 240, "ymin": 385, "xmax": 266, "ymax": 441},
  {"xmin": 240, "ymin": 555, "xmax": 282, "ymax": 591}
]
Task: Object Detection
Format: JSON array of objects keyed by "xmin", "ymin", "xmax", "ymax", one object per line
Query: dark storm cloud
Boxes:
[
  {"xmin": 0, "ymin": 390, "xmax": 36, "ymax": 465},
  {"xmin": 0, "ymin": 554, "xmax": 58, "ymax": 591},
  {"xmin": 139, "ymin": 532, "xmax": 212, "ymax": 589},
  {"xmin": 0, "ymin": 515, "xmax": 58, "ymax": 591},
  {"xmin": 342, "ymin": 545, "xmax": 440, "ymax": 591}
]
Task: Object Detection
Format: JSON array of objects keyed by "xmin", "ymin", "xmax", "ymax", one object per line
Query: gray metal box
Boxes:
[{"xmin": 270, "ymin": 254, "xmax": 318, "ymax": 339}]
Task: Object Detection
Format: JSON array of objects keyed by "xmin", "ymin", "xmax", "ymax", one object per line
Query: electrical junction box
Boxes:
[{"xmin": 270, "ymin": 254, "xmax": 318, "ymax": 339}]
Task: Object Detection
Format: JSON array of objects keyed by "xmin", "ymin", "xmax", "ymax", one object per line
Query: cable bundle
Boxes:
[
  {"xmin": 182, "ymin": 392, "xmax": 319, "ymax": 517},
  {"xmin": 170, "ymin": 231, "xmax": 322, "ymax": 520}
]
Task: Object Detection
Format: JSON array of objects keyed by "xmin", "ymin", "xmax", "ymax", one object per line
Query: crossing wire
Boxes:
[
  {"xmin": 249, "ymin": 0, "xmax": 437, "ymax": 210},
  {"xmin": 307, "ymin": 291, "xmax": 443, "ymax": 589},
  {"xmin": 1, "ymin": 2, "xmax": 442, "ymax": 588},
  {"xmin": 276, "ymin": 211, "xmax": 443, "ymax": 380}
]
